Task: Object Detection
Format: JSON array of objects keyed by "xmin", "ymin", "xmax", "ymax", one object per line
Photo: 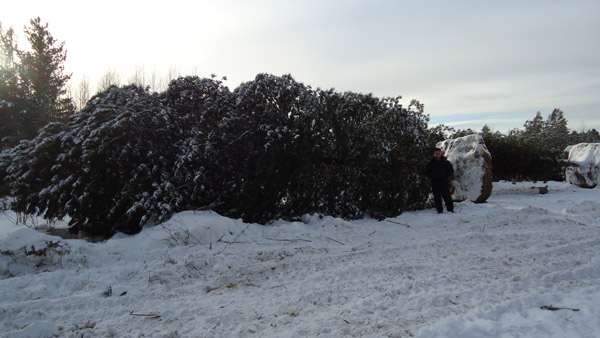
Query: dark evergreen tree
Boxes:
[
  {"xmin": 521, "ymin": 109, "xmax": 570, "ymax": 153},
  {"xmin": 16, "ymin": 17, "xmax": 74, "ymax": 140},
  {"xmin": 481, "ymin": 131, "xmax": 563, "ymax": 181},
  {"xmin": 522, "ymin": 111, "xmax": 544, "ymax": 145},
  {"xmin": 225, "ymin": 74, "xmax": 431, "ymax": 223},
  {"xmin": 0, "ymin": 150, "xmax": 9, "ymax": 198},
  {"xmin": 543, "ymin": 108, "xmax": 570, "ymax": 153},
  {"xmin": 4, "ymin": 85, "xmax": 184, "ymax": 236},
  {"xmin": 427, "ymin": 124, "xmax": 455, "ymax": 148},
  {"xmin": 449, "ymin": 128, "xmax": 477, "ymax": 139},
  {"xmin": 224, "ymin": 74, "xmax": 314, "ymax": 222},
  {"xmin": 165, "ymin": 76, "xmax": 234, "ymax": 212},
  {"xmin": 2, "ymin": 72, "xmax": 436, "ymax": 235},
  {"xmin": 0, "ymin": 24, "xmax": 21, "ymax": 150},
  {"xmin": 65, "ymin": 85, "xmax": 183, "ymax": 235},
  {"xmin": 570, "ymin": 128, "xmax": 600, "ymax": 144},
  {"xmin": 3, "ymin": 122, "xmax": 68, "ymax": 218}
]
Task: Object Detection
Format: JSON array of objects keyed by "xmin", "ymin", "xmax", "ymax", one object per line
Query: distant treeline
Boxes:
[{"xmin": 432, "ymin": 110, "xmax": 600, "ymax": 182}]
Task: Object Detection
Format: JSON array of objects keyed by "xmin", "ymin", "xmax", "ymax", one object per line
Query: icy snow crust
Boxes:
[{"xmin": 1, "ymin": 181, "xmax": 600, "ymax": 337}]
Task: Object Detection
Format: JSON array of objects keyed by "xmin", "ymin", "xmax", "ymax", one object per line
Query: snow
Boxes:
[
  {"xmin": 0, "ymin": 211, "xmax": 21, "ymax": 239},
  {"xmin": 568, "ymin": 143, "xmax": 600, "ymax": 166},
  {"xmin": 1, "ymin": 181, "xmax": 599, "ymax": 337},
  {"xmin": 565, "ymin": 143, "xmax": 600, "ymax": 188}
]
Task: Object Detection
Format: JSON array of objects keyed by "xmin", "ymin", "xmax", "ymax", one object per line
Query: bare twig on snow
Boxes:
[
  {"xmin": 323, "ymin": 236, "xmax": 345, "ymax": 245},
  {"xmin": 386, "ymin": 220, "xmax": 411, "ymax": 228},
  {"xmin": 540, "ymin": 305, "xmax": 580, "ymax": 312},
  {"xmin": 129, "ymin": 311, "xmax": 161, "ymax": 318},
  {"xmin": 264, "ymin": 237, "xmax": 312, "ymax": 243}
]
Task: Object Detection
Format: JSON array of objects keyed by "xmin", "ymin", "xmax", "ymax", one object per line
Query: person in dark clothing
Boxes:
[{"xmin": 425, "ymin": 148, "xmax": 454, "ymax": 213}]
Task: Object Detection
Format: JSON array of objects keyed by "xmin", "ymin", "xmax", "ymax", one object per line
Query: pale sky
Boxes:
[{"xmin": 3, "ymin": 0, "xmax": 600, "ymax": 132}]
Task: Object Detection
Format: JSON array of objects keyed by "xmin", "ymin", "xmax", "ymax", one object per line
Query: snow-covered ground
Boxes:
[{"xmin": 1, "ymin": 181, "xmax": 599, "ymax": 338}]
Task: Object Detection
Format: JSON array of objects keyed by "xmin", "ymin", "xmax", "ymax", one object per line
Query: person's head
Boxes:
[{"xmin": 433, "ymin": 148, "xmax": 442, "ymax": 159}]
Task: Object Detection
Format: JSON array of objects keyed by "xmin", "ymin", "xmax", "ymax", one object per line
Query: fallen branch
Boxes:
[
  {"xmin": 323, "ymin": 236, "xmax": 345, "ymax": 245},
  {"xmin": 218, "ymin": 240, "xmax": 252, "ymax": 245},
  {"xmin": 216, "ymin": 224, "xmax": 251, "ymax": 255},
  {"xmin": 1, "ymin": 250, "xmax": 16, "ymax": 259},
  {"xmin": 540, "ymin": 305, "xmax": 580, "ymax": 312},
  {"xmin": 386, "ymin": 220, "xmax": 411, "ymax": 228},
  {"xmin": 129, "ymin": 312, "xmax": 161, "ymax": 318},
  {"xmin": 368, "ymin": 231, "xmax": 377, "ymax": 236},
  {"xmin": 565, "ymin": 218, "xmax": 587, "ymax": 226},
  {"xmin": 265, "ymin": 237, "xmax": 312, "ymax": 243}
]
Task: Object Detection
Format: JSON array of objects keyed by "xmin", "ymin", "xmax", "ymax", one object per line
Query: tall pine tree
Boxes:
[
  {"xmin": 0, "ymin": 23, "xmax": 21, "ymax": 149},
  {"xmin": 522, "ymin": 111, "xmax": 544, "ymax": 145},
  {"xmin": 544, "ymin": 108, "xmax": 570, "ymax": 152},
  {"xmin": 16, "ymin": 17, "xmax": 74, "ymax": 140}
]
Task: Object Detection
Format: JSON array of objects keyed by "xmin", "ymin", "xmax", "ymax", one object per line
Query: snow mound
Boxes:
[
  {"xmin": 565, "ymin": 143, "xmax": 600, "ymax": 188},
  {"xmin": 146, "ymin": 210, "xmax": 239, "ymax": 246},
  {"xmin": 314, "ymin": 215, "xmax": 355, "ymax": 229},
  {"xmin": 0, "ymin": 228, "xmax": 83, "ymax": 279},
  {"xmin": 437, "ymin": 134, "xmax": 493, "ymax": 203},
  {"xmin": 2, "ymin": 227, "xmax": 60, "ymax": 252}
]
